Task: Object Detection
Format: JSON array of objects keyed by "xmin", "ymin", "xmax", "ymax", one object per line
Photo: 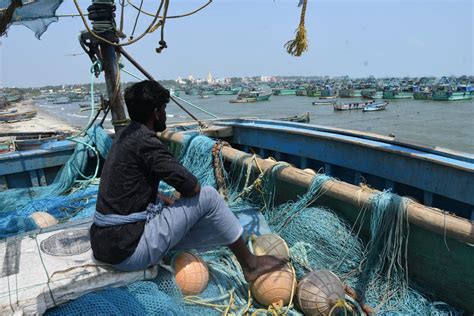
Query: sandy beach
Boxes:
[{"xmin": 0, "ymin": 99, "xmax": 79, "ymax": 134}]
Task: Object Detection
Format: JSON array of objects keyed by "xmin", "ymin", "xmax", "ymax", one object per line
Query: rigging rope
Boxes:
[
  {"xmin": 127, "ymin": 0, "xmax": 213, "ymax": 19},
  {"xmin": 285, "ymin": 0, "xmax": 308, "ymax": 57},
  {"xmin": 73, "ymin": 0, "xmax": 164, "ymax": 48}
]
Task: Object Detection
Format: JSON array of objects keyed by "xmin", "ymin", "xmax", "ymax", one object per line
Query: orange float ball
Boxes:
[
  {"xmin": 251, "ymin": 265, "xmax": 296, "ymax": 307},
  {"xmin": 29, "ymin": 212, "xmax": 58, "ymax": 228},
  {"xmin": 173, "ymin": 252, "xmax": 209, "ymax": 295},
  {"xmin": 296, "ymin": 270, "xmax": 345, "ymax": 316},
  {"xmin": 252, "ymin": 234, "xmax": 290, "ymax": 259}
]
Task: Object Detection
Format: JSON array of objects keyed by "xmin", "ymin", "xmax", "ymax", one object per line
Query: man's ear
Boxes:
[{"xmin": 153, "ymin": 108, "xmax": 160, "ymax": 119}]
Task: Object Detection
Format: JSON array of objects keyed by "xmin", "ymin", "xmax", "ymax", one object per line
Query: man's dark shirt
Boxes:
[{"xmin": 90, "ymin": 121, "xmax": 198, "ymax": 265}]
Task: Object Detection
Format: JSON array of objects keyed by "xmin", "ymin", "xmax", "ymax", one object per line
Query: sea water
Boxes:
[{"xmin": 35, "ymin": 95, "xmax": 474, "ymax": 154}]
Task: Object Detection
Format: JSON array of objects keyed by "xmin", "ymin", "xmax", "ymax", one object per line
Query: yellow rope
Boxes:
[
  {"xmin": 285, "ymin": 0, "xmax": 308, "ymax": 57},
  {"xmin": 328, "ymin": 298, "xmax": 351, "ymax": 316}
]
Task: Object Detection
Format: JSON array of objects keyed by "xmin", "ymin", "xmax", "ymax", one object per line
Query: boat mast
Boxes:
[{"xmin": 86, "ymin": 0, "xmax": 127, "ymax": 132}]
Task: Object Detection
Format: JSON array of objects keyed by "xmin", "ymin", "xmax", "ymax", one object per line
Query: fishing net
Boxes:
[
  {"xmin": 0, "ymin": 132, "xmax": 461, "ymax": 314},
  {"xmin": 0, "ymin": 125, "xmax": 110, "ymax": 237},
  {"xmin": 0, "ymin": 0, "xmax": 64, "ymax": 38}
]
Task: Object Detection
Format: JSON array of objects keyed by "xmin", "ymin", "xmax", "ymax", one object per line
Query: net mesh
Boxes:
[
  {"xmin": 0, "ymin": 125, "xmax": 110, "ymax": 238},
  {"xmin": 0, "ymin": 0, "xmax": 64, "ymax": 38},
  {"xmin": 0, "ymin": 132, "xmax": 461, "ymax": 315}
]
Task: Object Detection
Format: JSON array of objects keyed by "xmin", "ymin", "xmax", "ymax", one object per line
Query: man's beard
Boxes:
[{"xmin": 154, "ymin": 119, "xmax": 166, "ymax": 132}]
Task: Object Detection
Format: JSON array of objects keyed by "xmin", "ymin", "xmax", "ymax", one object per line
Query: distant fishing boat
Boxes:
[
  {"xmin": 52, "ymin": 96, "xmax": 71, "ymax": 104},
  {"xmin": 169, "ymin": 88, "xmax": 180, "ymax": 97},
  {"xmin": 382, "ymin": 89, "xmax": 413, "ymax": 99},
  {"xmin": 0, "ymin": 110, "xmax": 37, "ymax": 122},
  {"xmin": 272, "ymin": 88, "xmax": 298, "ymax": 96},
  {"xmin": 0, "ymin": 109, "xmax": 18, "ymax": 115},
  {"xmin": 305, "ymin": 88, "xmax": 321, "ymax": 97},
  {"xmin": 361, "ymin": 89, "xmax": 383, "ymax": 99},
  {"xmin": 338, "ymin": 88, "xmax": 362, "ymax": 98},
  {"xmin": 0, "ymin": 132, "xmax": 67, "ymax": 151},
  {"xmin": 363, "ymin": 101, "xmax": 389, "ymax": 112},
  {"xmin": 432, "ymin": 85, "xmax": 473, "ymax": 101},
  {"xmin": 413, "ymin": 91, "xmax": 432, "ymax": 100},
  {"xmin": 230, "ymin": 90, "xmax": 271, "ymax": 103},
  {"xmin": 214, "ymin": 88, "xmax": 240, "ymax": 95},
  {"xmin": 319, "ymin": 95, "xmax": 337, "ymax": 100},
  {"xmin": 312, "ymin": 100, "xmax": 336, "ymax": 105},
  {"xmin": 199, "ymin": 94, "xmax": 210, "ymax": 99},
  {"xmin": 275, "ymin": 112, "xmax": 310, "ymax": 123},
  {"xmin": 229, "ymin": 98, "xmax": 256, "ymax": 103},
  {"xmin": 333, "ymin": 100, "xmax": 375, "ymax": 111}
]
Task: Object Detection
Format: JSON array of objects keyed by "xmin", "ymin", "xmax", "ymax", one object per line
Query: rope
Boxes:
[
  {"xmin": 127, "ymin": 0, "xmax": 213, "ymax": 19},
  {"xmin": 129, "ymin": 0, "xmax": 143, "ymax": 40},
  {"xmin": 73, "ymin": 0, "xmax": 164, "ymax": 47},
  {"xmin": 156, "ymin": 0, "xmax": 169, "ymax": 53},
  {"xmin": 284, "ymin": 0, "xmax": 308, "ymax": 57}
]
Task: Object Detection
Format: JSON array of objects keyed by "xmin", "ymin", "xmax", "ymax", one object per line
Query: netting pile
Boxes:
[
  {"xmin": 0, "ymin": 132, "xmax": 460, "ymax": 314},
  {"xmin": 0, "ymin": 125, "xmax": 110, "ymax": 238}
]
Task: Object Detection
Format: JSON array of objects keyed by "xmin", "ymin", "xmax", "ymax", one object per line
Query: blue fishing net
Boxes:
[
  {"xmin": 0, "ymin": 0, "xmax": 64, "ymax": 38},
  {"xmin": 0, "ymin": 125, "xmax": 110, "ymax": 237}
]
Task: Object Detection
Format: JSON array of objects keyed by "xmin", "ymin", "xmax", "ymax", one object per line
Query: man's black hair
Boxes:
[{"xmin": 124, "ymin": 80, "xmax": 170, "ymax": 123}]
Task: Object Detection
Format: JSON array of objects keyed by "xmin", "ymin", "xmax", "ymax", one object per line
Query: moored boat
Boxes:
[
  {"xmin": 0, "ymin": 132, "xmax": 68, "ymax": 151},
  {"xmin": 432, "ymin": 85, "xmax": 473, "ymax": 101},
  {"xmin": 312, "ymin": 100, "xmax": 336, "ymax": 105},
  {"xmin": 413, "ymin": 91, "xmax": 432, "ymax": 100},
  {"xmin": 214, "ymin": 88, "xmax": 240, "ymax": 95},
  {"xmin": 338, "ymin": 88, "xmax": 362, "ymax": 98},
  {"xmin": 362, "ymin": 101, "xmax": 388, "ymax": 112},
  {"xmin": 230, "ymin": 90, "xmax": 271, "ymax": 103},
  {"xmin": 361, "ymin": 89, "xmax": 383, "ymax": 99},
  {"xmin": 382, "ymin": 90, "xmax": 413, "ymax": 99},
  {"xmin": 1, "ymin": 119, "xmax": 473, "ymax": 314},
  {"xmin": 275, "ymin": 112, "xmax": 310, "ymax": 123},
  {"xmin": 0, "ymin": 110, "xmax": 37, "ymax": 122},
  {"xmin": 52, "ymin": 96, "xmax": 71, "ymax": 104},
  {"xmin": 333, "ymin": 100, "xmax": 375, "ymax": 111},
  {"xmin": 272, "ymin": 88, "xmax": 298, "ymax": 96}
]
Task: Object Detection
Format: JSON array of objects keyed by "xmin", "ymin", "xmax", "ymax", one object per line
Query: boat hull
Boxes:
[
  {"xmin": 272, "ymin": 89, "xmax": 297, "ymax": 96},
  {"xmin": 383, "ymin": 91, "xmax": 413, "ymax": 99},
  {"xmin": 159, "ymin": 124, "xmax": 474, "ymax": 313},
  {"xmin": 413, "ymin": 91, "xmax": 432, "ymax": 100},
  {"xmin": 432, "ymin": 92, "xmax": 473, "ymax": 101}
]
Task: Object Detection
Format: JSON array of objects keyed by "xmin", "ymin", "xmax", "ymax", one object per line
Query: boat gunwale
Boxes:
[{"xmin": 213, "ymin": 119, "xmax": 474, "ymax": 169}]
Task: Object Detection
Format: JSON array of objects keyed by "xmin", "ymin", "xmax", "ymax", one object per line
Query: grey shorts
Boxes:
[{"xmin": 115, "ymin": 186, "xmax": 243, "ymax": 271}]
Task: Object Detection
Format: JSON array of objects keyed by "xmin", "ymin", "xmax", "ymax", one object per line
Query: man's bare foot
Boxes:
[{"xmin": 242, "ymin": 255, "xmax": 288, "ymax": 282}]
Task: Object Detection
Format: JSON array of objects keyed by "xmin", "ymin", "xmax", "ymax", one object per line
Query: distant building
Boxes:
[{"xmin": 207, "ymin": 72, "xmax": 214, "ymax": 84}]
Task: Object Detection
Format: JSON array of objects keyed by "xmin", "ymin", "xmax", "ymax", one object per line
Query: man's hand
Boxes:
[{"xmin": 157, "ymin": 193, "xmax": 175, "ymax": 206}]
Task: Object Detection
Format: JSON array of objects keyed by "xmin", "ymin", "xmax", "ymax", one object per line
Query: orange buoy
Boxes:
[
  {"xmin": 29, "ymin": 212, "xmax": 58, "ymax": 228},
  {"xmin": 252, "ymin": 234, "xmax": 290, "ymax": 259},
  {"xmin": 251, "ymin": 264, "xmax": 296, "ymax": 307},
  {"xmin": 296, "ymin": 270, "xmax": 345, "ymax": 316},
  {"xmin": 173, "ymin": 252, "xmax": 209, "ymax": 295}
]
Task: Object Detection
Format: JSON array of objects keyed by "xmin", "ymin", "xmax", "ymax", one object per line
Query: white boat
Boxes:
[{"xmin": 363, "ymin": 101, "xmax": 389, "ymax": 112}]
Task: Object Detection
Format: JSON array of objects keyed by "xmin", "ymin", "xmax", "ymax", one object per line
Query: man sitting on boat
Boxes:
[{"xmin": 90, "ymin": 80, "xmax": 285, "ymax": 281}]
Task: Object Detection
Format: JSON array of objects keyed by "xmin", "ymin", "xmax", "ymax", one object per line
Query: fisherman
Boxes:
[{"xmin": 90, "ymin": 80, "xmax": 285, "ymax": 281}]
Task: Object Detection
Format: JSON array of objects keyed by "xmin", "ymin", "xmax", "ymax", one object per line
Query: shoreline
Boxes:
[{"xmin": 0, "ymin": 99, "xmax": 79, "ymax": 134}]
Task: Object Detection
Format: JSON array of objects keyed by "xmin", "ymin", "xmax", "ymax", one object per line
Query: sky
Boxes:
[{"xmin": 0, "ymin": 0, "xmax": 473, "ymax": 87}]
